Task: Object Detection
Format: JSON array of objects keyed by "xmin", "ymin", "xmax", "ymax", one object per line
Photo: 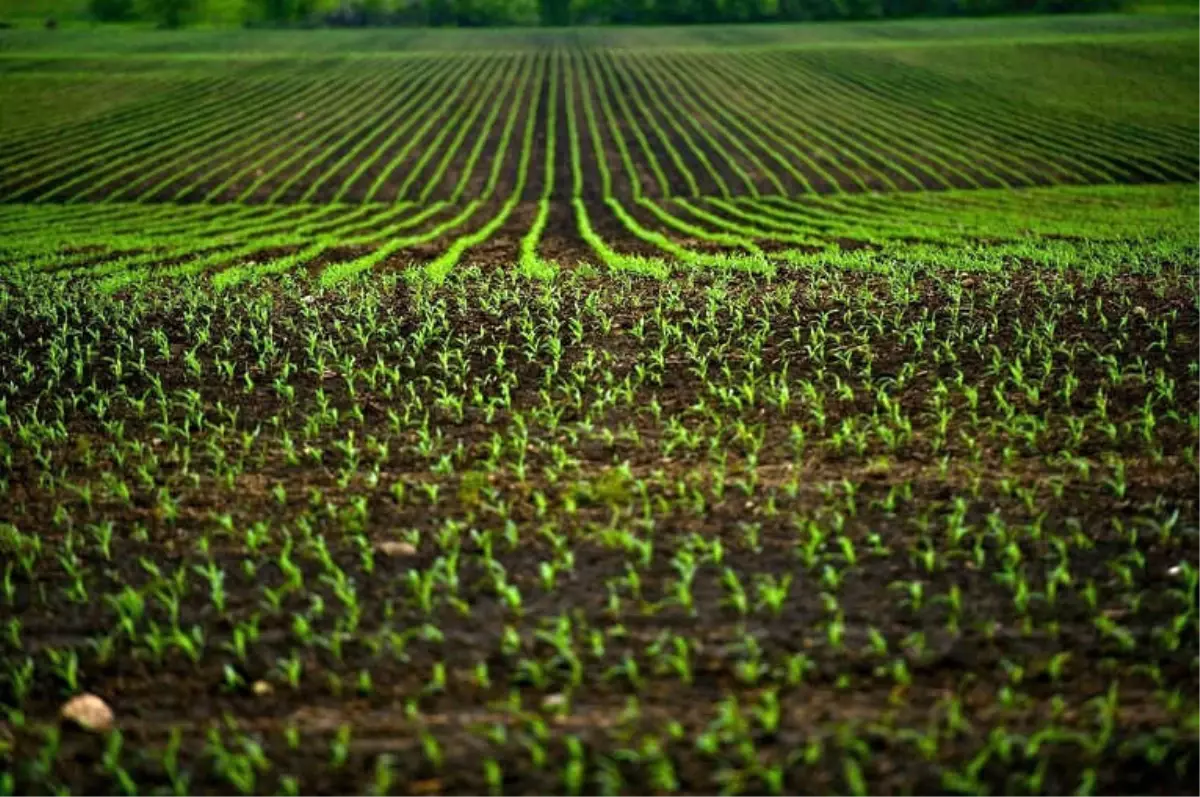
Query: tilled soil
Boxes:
[{"xmin": 0, "ymin": 265, "xmax": 1196, "ymax": 795}]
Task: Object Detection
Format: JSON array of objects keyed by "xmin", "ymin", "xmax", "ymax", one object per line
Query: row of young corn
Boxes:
[
  {"xmin": 0, "ymin": 183, "xmax": 1195, "ymax": 288},
  {"xmin": 1, "ymin": 46, "xmax": 1194, "ymax": 207}
]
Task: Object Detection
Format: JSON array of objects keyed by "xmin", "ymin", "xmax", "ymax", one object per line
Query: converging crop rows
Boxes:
[
  {"xmin": 3, "ymin": 46, "xmax": 1196, "ymax": 206},
  {"xmin": 1, "ymin": 23, "xmax": 1196, "ymax": 283},
  {"xmin": 0, "ymin": 183, "xmax": 1196, "ymax": 289}
]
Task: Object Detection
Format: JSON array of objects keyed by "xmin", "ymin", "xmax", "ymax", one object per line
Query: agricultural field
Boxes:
[{"xmin": 1, "ymin": 11, "xmax": 1199, "ymax": 797}]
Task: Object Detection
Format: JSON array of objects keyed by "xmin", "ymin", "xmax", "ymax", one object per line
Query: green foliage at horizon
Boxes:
[{"xmin": 2, "ymin": 0, "xmax": 1144, "ymax": 28}]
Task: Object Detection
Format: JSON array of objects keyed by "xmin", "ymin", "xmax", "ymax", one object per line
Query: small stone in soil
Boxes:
[
  {"xmin": 377, "ymin": 540, "xmax": 417, "ymax": 556},
  {"xmin": 60, "ymin": 694, "xmax": 114, "ymax": 732}
]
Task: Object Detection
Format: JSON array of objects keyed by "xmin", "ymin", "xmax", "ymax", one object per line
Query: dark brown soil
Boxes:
[{"xmin": 0, "ymin": 267, "xmax": 1196, "ymax": 795}]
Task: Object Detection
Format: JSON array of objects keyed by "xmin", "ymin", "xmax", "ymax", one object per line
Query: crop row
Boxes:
[
  {"xmin": 1, "ymin": 41, "xmax": 1195, "ymax": 207},
  {"xmin": 0, "ymin": 183, "xmax": 1194, "ymax": 287}
]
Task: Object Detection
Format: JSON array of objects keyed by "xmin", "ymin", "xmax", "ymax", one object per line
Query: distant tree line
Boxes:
[{"xmin": 87, "ymin": 0, "xmax": 1129, "ymax": 29}]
